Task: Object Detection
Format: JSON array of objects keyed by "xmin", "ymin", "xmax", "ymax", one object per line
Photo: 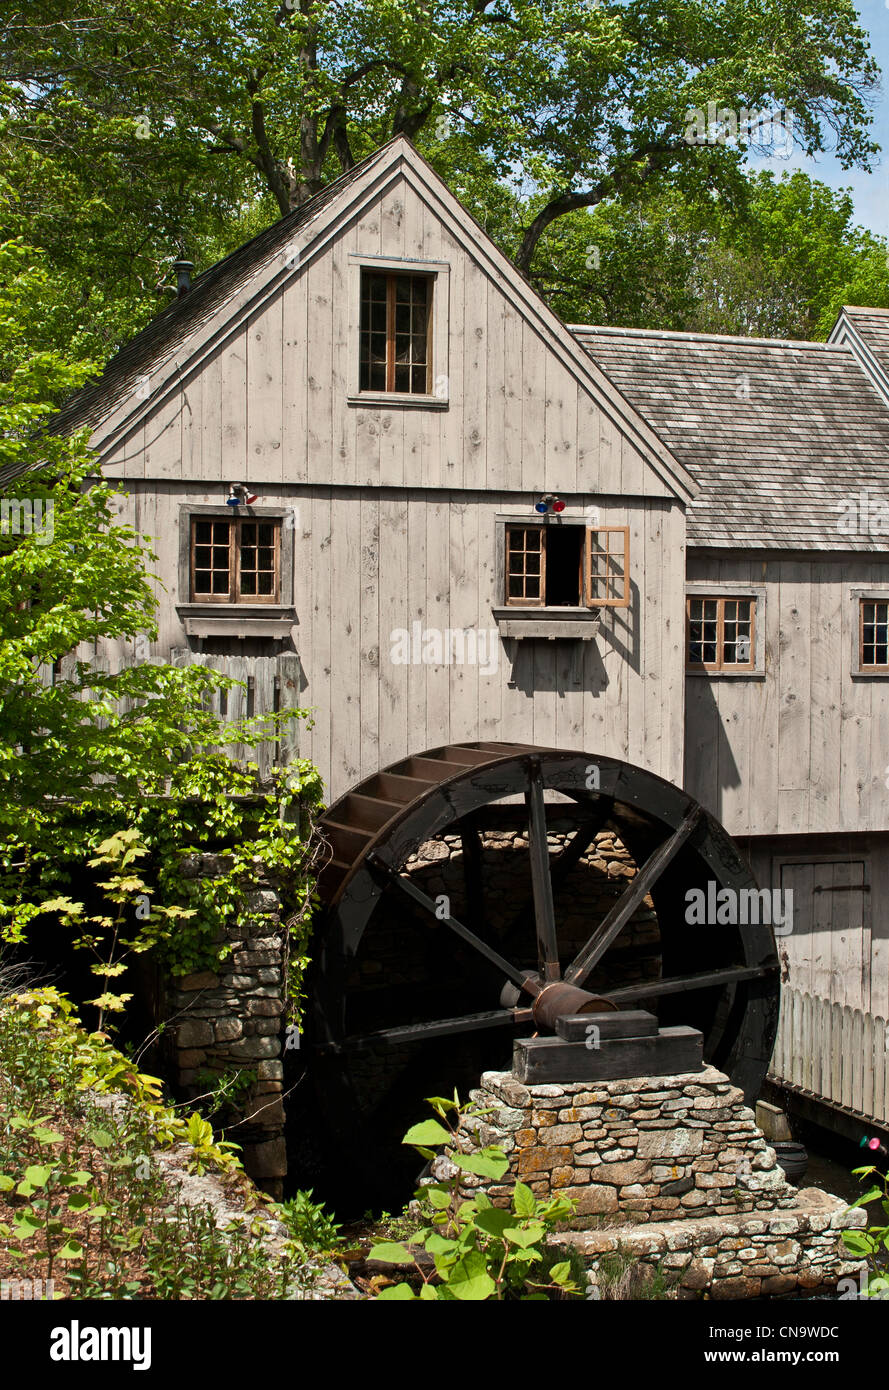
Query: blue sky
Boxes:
[{"xmin": 750, "ymin": 2, "xmax": 888, "ymax": 235}]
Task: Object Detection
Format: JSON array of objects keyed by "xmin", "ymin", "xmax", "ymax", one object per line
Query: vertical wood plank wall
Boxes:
[
  {"xmin": 116, "ymin": 486, "xmax": 684, "ymax": 803},
  {"xmin": 685, "ymin": 552, "xmax": 889, "ymax": 837}
]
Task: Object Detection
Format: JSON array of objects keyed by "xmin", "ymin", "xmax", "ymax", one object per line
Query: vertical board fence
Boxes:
[
  {"xmin": 35, "ymin": 650, "xmax": 303, "ymax": 782},
  {"xmin": 769, "ymin": 985, "xmax": 889, "ymax": 1126}
]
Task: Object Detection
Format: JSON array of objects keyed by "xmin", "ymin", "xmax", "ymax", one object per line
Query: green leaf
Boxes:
[
  {"xmin": 376, "ymin": 1283, "xmax": 417, "ymax": 1300},
  {"xmin": 58, "ymin": 1240, "xmax": 84, "ymax": 1260},
  {"xmin": 419, "ymin": 1283, "xmax": 439, "ymax": 1300},
  {"xmin": 474, "ymin": 1207, "xmax": 512, "ymax": 1238},
  {"xmin": 425, "ymin": 1232, "xmax": 458, "ymax": 1255},
  {"xmin": 449, "ymin": 1149, "xmax": 509, "ymax": 1180},
  {"xmin": 367, "ymin": 1241, "xmax": 414, "ymax": 1264},
  {"xmin": 86, "ymin": 1128, "xmax": 115, "ymax": 1148},
  {"xmin": 503, "ymin": 1221, "xmax": 546, "ymax": 1249},
  {"xmin": 0, "ymin": 1174, "xmax": 15, "ymax": 1191},
  {"xmin": 21, "ymin": 1164, "xmax": 53, "ymax": 1189},
  {"xmin": 512, "ymin": 1182, "xmax": 536, "ymax": 1218},
  {"xmin": 403, "ymin": 1119, "xmax": 452, "ymax": 1147},
  {"xmin": 444, "ymin": 1250, "xmax": 497, "ymax": 1301},
  {"xmin": 548, "ymin": 1261, "xmax": 572, "ymax": 1285},
  {"xmin": 842, "ymin": 1230, "xmax": 876, "ymax": 1256},
  {"xmin": 427, "ymin": 1187, "xmax": 452, "ymax": 1210},
  {"xmin": 848, "ymin": 1186, "xmax": 883, "ymax": 1208},
  {"xmin": 32, "ymin": 1127, "xmax": 64, "ymax": 1145}
]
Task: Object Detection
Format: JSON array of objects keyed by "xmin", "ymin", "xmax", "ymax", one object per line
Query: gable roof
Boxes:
[
  {"xmin": 33, "ymin": 136, "xmax": 696, "ymax": 505},
  {"xmin": 50, "ymin": 149, "xmax": 391, "ymax": 440},
  {"xmin": 571, "ymin": 323, "xmax": 889, "ymax": 551},
  {"xmin": 828, "ymin": 305, "xmax": 889, "ymax": 411}
]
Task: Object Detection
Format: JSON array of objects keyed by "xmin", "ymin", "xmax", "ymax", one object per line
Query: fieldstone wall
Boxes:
[
  {"xmin": 162, "ymin": 853, "xmax": 287, "ymax": 1198},
  {"xmin": 455, "ymin": 1067, "xmax": 865, "ymax": 1299}
]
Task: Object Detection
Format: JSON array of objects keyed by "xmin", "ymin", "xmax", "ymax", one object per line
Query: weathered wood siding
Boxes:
[
  {"xmin": 110, "ymin": 485, "xmax": 685, "ymax": 801},
  {"xmin": 744, "ymin": 833, "xmax": 889, "ymax": 1020},
  {"xmin": 685, "ymin": 553, "xmax": 889, "ymax": 836},
  {"xmin": 98, "ymin": 174, "xmax": 676, "ymax": 500}
]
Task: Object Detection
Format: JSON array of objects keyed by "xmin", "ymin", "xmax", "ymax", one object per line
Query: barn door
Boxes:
[{"xmin": 775, "ymin": 857, "xmax": 871, "ymax": 1012}]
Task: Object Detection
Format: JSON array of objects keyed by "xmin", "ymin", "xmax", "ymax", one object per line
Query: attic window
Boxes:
[
  {"xmin": 359, "ymin": 270, "xmax": 431, "ymax": 394},
  {"xmin": 504, "ymin": 523, "xmax": 629, "ymax": 608}
]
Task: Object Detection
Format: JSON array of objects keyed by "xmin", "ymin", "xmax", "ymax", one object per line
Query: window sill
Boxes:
[
  {"xmin": 851, "ymin": 670, "xmax": 889, "ymax": 680},
  {"xmin": 492, "ymin": 607, "xmax": 601, "ymax": 640},
  {"xmin": 686, "ymin": 668, "xmax": 765, "ymax": 680},
  {"xmin": 347, "ymin": 391, "xmax": 448, "ymax": 410},
  {"xmin": 177, "ymin": 604, "xmax": 297, "ymax": 639}
]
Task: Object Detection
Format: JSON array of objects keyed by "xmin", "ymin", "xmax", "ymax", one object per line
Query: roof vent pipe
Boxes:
[{"xmin": 173, "ymin": 260, "xmax": 194, "ymax": 297}]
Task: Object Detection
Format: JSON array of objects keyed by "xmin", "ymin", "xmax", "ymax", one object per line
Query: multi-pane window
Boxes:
[
  {"xmin": 504, "ymin": 525, "xmax": 629, "ymax": 608},
  {"xmin": 359, "ymin": 270, "xmax": 431, "ymax": 394},
  {"xmin": 860, "ymin": 600, "xmax": 889, "ymax": 670},
  {"xmin": 506, "ymin": 526, "xmax": 545, "ymax": 605},
  {"xmin": 687, "ymin": 596, "xmax": 754, "ymax": 670},
  {"xmin": 587, "ymin": 528, "xmax": 629, "ymax": 607},
  {"xmin": 191, "ymin": 517, "xmax": 279, "ymax": 603}
]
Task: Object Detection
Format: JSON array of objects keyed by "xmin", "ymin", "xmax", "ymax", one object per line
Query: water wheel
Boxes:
[{"xmin": 301, "ymin": 743, "xmax": 780, "ymax": 1207}]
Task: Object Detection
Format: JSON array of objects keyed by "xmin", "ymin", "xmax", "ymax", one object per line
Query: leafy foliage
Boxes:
[
  {"xmin": 0, "ymin": 1, "xmax": 883, "ymax": 350},
  {"xmin": 0, "ymin": 241, "xmax": 323, "ymax": 1014},
  {"xmin": 841, "ymin": 1165, "xmax": 889, "ymax": 1298},
  {"xmin": 0, "ymin": 986, "xmax": 346, "ymax": 1298},
  {"xmin": 368, "ymin": 1094, "xmax": 580, "ymax": 1300}
]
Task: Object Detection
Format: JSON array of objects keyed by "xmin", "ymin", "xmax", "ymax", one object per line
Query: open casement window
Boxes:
[
  {"xmin": 190, "ymin": 516, "xmax": 280, "ymax": 604},
  {"xmin": 687, "ymin": 596, "xmax": 754, "ymax": 671},
  {"xmin": 860, "ymin": 599, "xmax": 889, "ymax": 671},
  {"xmin": 505, "ymin": 524, "xmax": 630, "ymax": 608},
  {"xmin": 359, "ymin": 270, "xmax": 432, "ymax": 394}
]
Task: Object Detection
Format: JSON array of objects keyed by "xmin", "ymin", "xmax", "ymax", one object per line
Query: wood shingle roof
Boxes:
[{"xmin": 571, "ymin": 323, "xmax": 889, "ymax": 551}]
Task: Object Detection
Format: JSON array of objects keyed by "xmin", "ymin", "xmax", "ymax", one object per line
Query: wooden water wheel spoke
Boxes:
[
  {"xmin": 498, "ymin": 800, "xmax": 613, "ymax": 956},
  {"xmin": 525, "ymin": 759, "xmax": 560, "ymax": 981},
  {"xmin": 366, "ymin": 849, "xmax": 541, "ymax": 996},
  {"xmin": 322, "ymin": 1006, "xmax": 533, "ymax": 1054},
  {"xmin": 563, "ymin": 804, "xmax": 703, "ymax": 988},
  {"xmin": 603, "ymin": 963, "xmax": 778, "ymax": 1004}
]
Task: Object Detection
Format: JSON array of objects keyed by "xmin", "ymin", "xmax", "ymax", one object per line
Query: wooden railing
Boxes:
[
  {"xmin": 769, "ymin": 985, "xmax": 889, "ymax": 1125},
  {"xmin": 35, "ymin": 649, "xmax": 304, "ymax": 782}
]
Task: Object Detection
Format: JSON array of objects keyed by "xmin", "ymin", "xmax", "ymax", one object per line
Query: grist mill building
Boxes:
[{"xmin": 52, "ymin": 136, "xmax": 889, "ymax": 1158}]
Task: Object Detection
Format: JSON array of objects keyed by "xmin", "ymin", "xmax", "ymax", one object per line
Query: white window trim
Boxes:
[
  {"xmin": 347, "ymin": 253, "xmax": 450, "ymax": 408},
  {"xmin": 685, "ymin": 581, "xmax": 766, "ymax": 678}
]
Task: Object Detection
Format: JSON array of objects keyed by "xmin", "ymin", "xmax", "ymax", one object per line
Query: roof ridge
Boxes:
[
  {"xmin": 568, "ymin": 323, "xmax": 843, "ymax": 351},
  {"xmin": 842, "ymin": 306, "xmax": 889, "ymax": 317}
]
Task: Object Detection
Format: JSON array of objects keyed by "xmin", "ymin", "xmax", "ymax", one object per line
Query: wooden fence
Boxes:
[
  {"xmin": 769, "ymin": 985, "xmax": 889, "ymax": 1126},
  {"xmin": 35, "ymin": 649, "xmax": 304, "ymax": 782}
]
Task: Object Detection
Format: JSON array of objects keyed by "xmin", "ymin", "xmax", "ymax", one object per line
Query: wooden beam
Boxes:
[
  {"xmin": 602, "ymin": 963, "xmax": 777, "ymax": 1004},
  {"xmin": 526, "ymin": 761, "xmax": 560, "ymax": 981},
  {"xmin": 564, "ymin": 805, "xmax": 703, "ymax": 988},
  {"xmin": 322, "ymin": 1007, "xmax": 521, "ymax": 1053},
  {"xmin": 366, "ymin": 851, "xmax": 540, "ymax": 995}
]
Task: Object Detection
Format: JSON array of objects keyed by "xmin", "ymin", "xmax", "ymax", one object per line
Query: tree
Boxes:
[
  {"xmin": 530, "ymin": 172, "xmax": 889, "ymax": 340},
  {"xmin": 2, "ymin": 0, "xmax": 880, "ymax": 285}
]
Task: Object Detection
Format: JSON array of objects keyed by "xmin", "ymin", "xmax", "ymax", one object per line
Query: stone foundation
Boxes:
[
  {"xmin": 163, "ymin": 853, "xmax": 287, "ymax": 1197},
  {"xmin": 456, "ymin": 1066, "xmax": 865, "ymax": 1298}
]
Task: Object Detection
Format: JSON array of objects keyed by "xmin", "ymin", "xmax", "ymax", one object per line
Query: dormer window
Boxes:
[{"xmin": 359, "ymin": 270, "xmax": 431, "ymax": 394}]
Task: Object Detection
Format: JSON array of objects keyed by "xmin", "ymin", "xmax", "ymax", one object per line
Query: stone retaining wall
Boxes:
[
  {"xmin": 163, "ymin": 853, "xmax": 287, "ymax": 1197},
  {"xmin": 456, "ymin": 1066, "xmax": 865, "ymax": 1298}
]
